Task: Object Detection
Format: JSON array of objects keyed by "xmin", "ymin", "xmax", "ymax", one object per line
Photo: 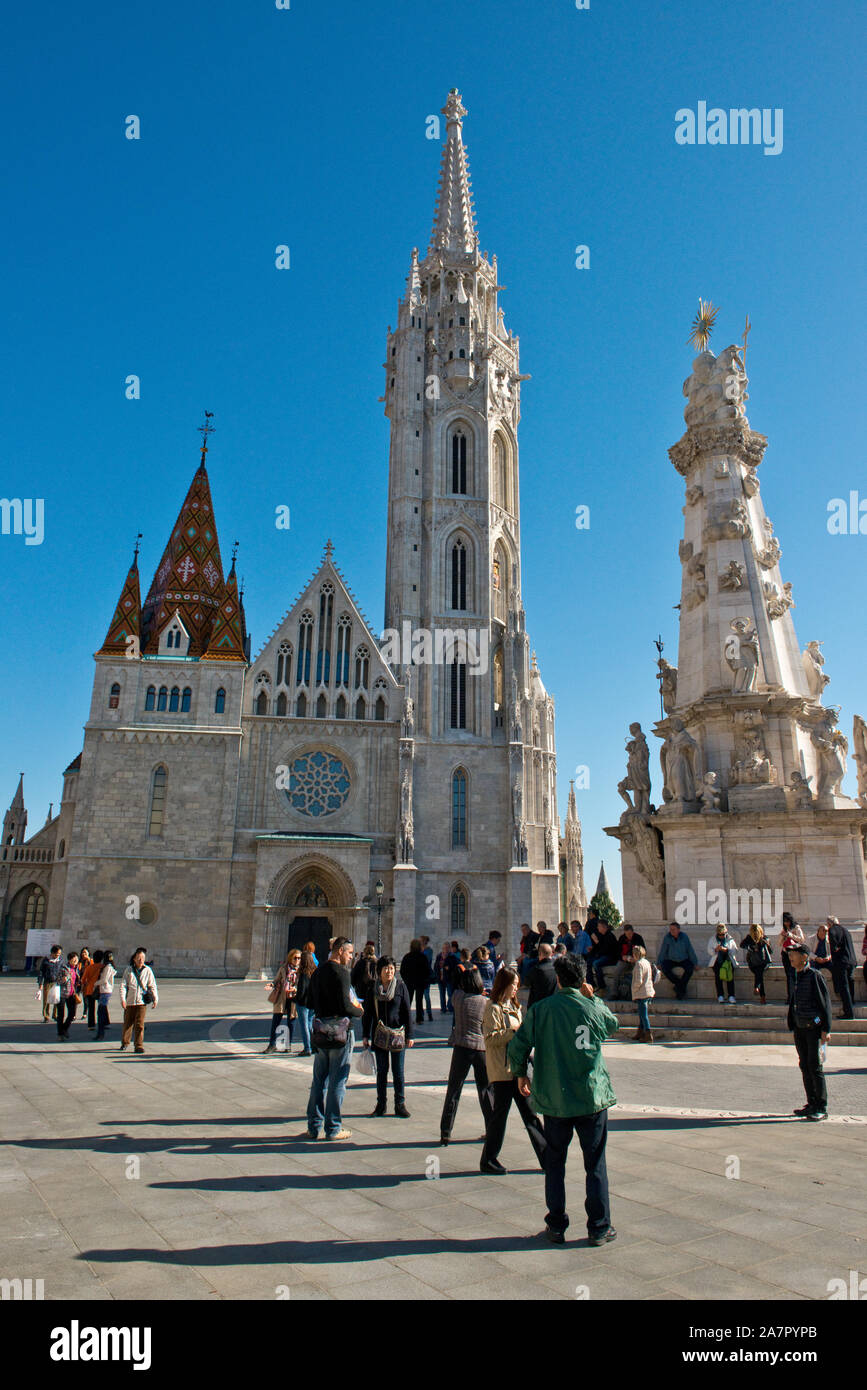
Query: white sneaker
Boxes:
[
  {"xmin": 717, "ymin": 995, "xmax": 725, "ymax": 1003},
  {"xmin": 725, "ymin": 998, "xmax": 735, "ymax": 1005}
]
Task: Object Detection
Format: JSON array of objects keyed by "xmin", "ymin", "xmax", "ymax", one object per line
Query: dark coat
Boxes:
[
  {"xmin": 295, "ymin": 971, "xmax": 314, "ymax": 1009},
  {"xmin": 589, "ymin": 930, "xmax": 619, "ymax": 964},
  {"xmin": 787, "ymin": 965, "xmax": 832, "ymax": 1034},
  {"xmin": 527, "ymin": 958, "xmax": 558, "ymax": 1009},
  {"xmin": 351, "ymin": 956, "xmax": 377, "ymax": 1002},
  {"xmin": 400, "ymin": 950, "xmax": 432, "ymax": 991},
  {"xmin": 363, "ymin": 978, "xmax": 412, "ymax": 1043},
  {"xmin": 828, "ymin": 924, "xmax": 856, "ymax": 968}
]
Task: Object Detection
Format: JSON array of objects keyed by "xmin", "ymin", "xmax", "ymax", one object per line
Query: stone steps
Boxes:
[{"xmin": 605, "ymin": 998, "xmax": 867, "ymax": 1045}]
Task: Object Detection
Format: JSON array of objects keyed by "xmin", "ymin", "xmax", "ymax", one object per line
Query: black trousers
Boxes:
[
  {"xmin": 439, "ymin": 1046, "xmax": 493, "ymax": 1137},
  {"xmin": 268, "ymin": 1011, "xmax": 295, "ymax": 1047},
  {"xmin": 543, "ymin": 1109, "xmax": 610, "ymax": 1238},
  {"xmin": 712, "ymin": 961, "xmax": 735, "ymax": 999},
  {"xmin": 411, "ymin": 984, "xmax": 428, "ymax": 1024},
  {"xmin": 793, "ymin": 1026, "xmax": 827, "ymax": 1111},
  {"xmin": 830, "ymin": 964, "xmax": 854, "ymax": 1019},
  {"xmin": 483, "ymin": 1079, "xmax": 546, "ymax": 1167},
  {"xmin": 747, "ymin": 960, "xmax": 767, "ymax": 998},
  {"xmin": 85, "ymin": 993, "xmax": 97, "ymax": 1027},
  {"xmin": 56, "ymin": 998, "xmax": 76, "ymax": 1036}
]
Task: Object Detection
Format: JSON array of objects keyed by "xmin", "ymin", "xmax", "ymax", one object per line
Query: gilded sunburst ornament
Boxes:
[{"xmin": 687, "ymin": 299, "xmax": 719, "ymax": 352}]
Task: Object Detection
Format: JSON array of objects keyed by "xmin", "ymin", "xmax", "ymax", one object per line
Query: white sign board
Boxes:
[{"xmin": 25, "ymin": 929, "xmax": 55, "ymax": 958}]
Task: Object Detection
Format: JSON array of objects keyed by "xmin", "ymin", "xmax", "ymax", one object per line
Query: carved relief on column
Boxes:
[{"xmin": 397, "ymin": 736, "xmax": 415, "ymax": 864}]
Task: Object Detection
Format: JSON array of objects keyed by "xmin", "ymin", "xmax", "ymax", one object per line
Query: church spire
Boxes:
[
  {"xmin": 140, "ymin": 421, "xmax": 229, "ymax": 656},
  {"xmin": 97, "ymin": 534, "xmax": 142, "ymax": 656},
  {"xmin": 3, "ymin": 774, "xmax": 27, "ymax": 847},
  {"xmin": 429, "ymin": 89, "xmax": 478, "ymax": 255}
]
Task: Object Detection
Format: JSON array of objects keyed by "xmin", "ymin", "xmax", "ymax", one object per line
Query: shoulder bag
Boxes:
[
  {"xmin": 372, "ymin": 995, "xmax": 405, "ymax": 1052},
  {"xmin": 131, "ymin": 964, "xmax": 156, "ymax": 1006}
]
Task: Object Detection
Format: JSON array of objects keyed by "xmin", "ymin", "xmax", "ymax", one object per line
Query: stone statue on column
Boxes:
[
  {"xmin": 811, "ymin": 709, "xmax": 848, "ymax": 801},
  {"xmin": 726, "ymin": 617, "xmax": 760, "ymax": 693},
  {"xmin": 660, "ymin": 718, "xmax": 702, "ymax": 808},
  {"xmin": 618, "ymin": 722, "xmax": 651, "ymax": 818},
  {"xmin": 853, "ymin": 715, "xmax": 867, "ymax": 808}
]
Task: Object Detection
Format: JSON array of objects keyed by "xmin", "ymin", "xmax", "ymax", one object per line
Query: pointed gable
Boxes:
[
  {"xmin": 201, "ymin": 561, "xmax": 247, "ymax": 663},
  {"xmin": 98, "ymin": 553, "xmax": 141, "ymax": 655},
  {"xmin": 141, "ymin": 461, "xmax": 227, "ymax": 656},
  {"xmin": 250, "ymin": 541, "xmax": 399, "ymax": 707}
]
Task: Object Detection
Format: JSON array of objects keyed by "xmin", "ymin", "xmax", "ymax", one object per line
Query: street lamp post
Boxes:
[{"xmin": 363, "ymin": 878, "xmax": 394, "ymax": 957}]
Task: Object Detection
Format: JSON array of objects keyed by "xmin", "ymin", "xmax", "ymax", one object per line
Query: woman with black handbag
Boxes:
[
  {"xmin": 740, "ymin": 923, "xmax": 773, "ymax": 1004},
  {"xmin": 362, "ymin": 956, "xmax": 413, "ymax": 1118}
]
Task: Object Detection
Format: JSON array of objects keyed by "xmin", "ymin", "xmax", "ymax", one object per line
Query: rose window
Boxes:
[{"xmin": 284, "ymin": 751, "xmax": 351, "ymax": 817}]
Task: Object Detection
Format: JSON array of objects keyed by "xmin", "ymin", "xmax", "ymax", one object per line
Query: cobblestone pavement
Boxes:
[{"xmin": 1, "ymin": 979, "xmax": 864, "ymax": 1302}]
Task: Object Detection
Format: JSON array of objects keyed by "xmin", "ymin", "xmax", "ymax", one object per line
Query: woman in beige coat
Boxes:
[
  {"xmin": 630, "ymin": 945, "xmax": 655, "ymax": 1043},
  {"xmin": 481, "ymin": 967, "xmax": 547, "ymax": 1175},
  {"xmin": 263, "ymin": 949, "xmax": 299, "ymax": 1053}
]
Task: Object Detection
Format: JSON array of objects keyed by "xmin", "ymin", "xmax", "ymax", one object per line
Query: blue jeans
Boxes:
[
  {"xmin": 438, "ymin": 981, "xmax": 448, "ymax": 1012},
  {"xmin": 96, "ymin": 994, "xmax": 111, "ymax": 1038},
  {"xmin": 306, "ymin": 1032, "xmax": 354, "ymax": 1137},
  {"xmin": 543, "ymin": 1109, "xmax": 610, "ymax": 1238},
  {"xmin": 636, "ymin": 999, "xmax": 650, "ymax": 1031},
  {"xmin": 297, "ymin": 1005, "xmax": 313, "ymax": 1052}
]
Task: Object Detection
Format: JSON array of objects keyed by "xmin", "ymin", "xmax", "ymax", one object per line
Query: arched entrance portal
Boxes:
[{"xmin": 263, "ymin": 857, "xmax": 358, "ymax": 975}]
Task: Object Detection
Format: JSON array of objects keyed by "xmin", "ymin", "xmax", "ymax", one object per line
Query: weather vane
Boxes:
[
  {"xmin": 687, "ymin": 298, "xmax": 719, "ymax": 353},
  {"xmin": 198, "ymin": 410, "xmax": 215, "ymax": 462},
  {"xmin": 133, "ymin": 531, "xmax": 142, "ymax": 561}
]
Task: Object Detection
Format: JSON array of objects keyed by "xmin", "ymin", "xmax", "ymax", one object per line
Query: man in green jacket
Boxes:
[{"xmin": 507, "ymin": 952, "xmax": 619, "ymax": 1246}]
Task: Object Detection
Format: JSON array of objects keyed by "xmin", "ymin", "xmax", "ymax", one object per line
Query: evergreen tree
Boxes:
[{"xmin": 589, "ymin": 889, "xmax": 622, "ymax": 931}]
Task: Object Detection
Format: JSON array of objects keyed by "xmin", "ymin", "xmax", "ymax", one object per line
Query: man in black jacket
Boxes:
[
  {"xmin": 786, "ymin": 942, "xmax": 832, "ymax": 1121},
  {"xmin": 827, "ymin": 916, "xmax": 856, "ymax": 1020},
  {"xmin": 587, "ymin": 921, "xmax": 620, "ymax": 994},
  {"xmin": 304, "ymin": 937, "xmax": 363, "ymax": 1141},
  {"xmin": 527, "ymin": 944, "xmax": 557, "ymax": 1009}
]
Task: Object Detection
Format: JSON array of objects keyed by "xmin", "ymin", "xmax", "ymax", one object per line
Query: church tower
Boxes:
[
  {"xmin": 383, "ymin": 90, "xmax": 560, "ymax": 951},
  {"xmin": 2, "ymin": 775, "xmax": 27, "ymax": 848}
]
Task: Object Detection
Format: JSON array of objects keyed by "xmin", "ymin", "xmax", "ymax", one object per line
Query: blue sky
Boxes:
[{"xmin": 1, "ymin": 0, "xmax": 864, "ymax": 904}]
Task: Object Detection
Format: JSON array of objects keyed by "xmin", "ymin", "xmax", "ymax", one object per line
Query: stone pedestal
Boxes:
[{"xmin": 390, "ymin": 863, "xmax": 418, "ymax": 957}]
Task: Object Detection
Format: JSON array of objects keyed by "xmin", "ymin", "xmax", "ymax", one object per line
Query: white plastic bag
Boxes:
[
  {"xmin": 355, "ymin": 1046, "xmax": 376, "ymax": 1076},
  {"xmin": 47, "ymin": 984, "xmax": 60, "ymax": 1007}
]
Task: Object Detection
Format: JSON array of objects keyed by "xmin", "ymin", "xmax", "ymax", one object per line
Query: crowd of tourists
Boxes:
[
  {"xmin": 35, "ymin": 944, "xmax": 158, "ymax": 1053},
  {"xmin": 30, "ymin": 909, "xmax": 862, "ymax": 1245}
]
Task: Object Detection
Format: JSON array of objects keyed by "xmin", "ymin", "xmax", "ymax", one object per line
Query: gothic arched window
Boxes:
[
  {"xmin": 296, "ymin": 692, "xmax": 307, "ymax": 717},
  {"xmin": 452, "ymin": 769, "xmax": 467, "ymax": 847},
  {"xmin": 24, "ymin": 885, "xmax": 46, "ymax": 933},
  {"xmin": 450, "ymin": 660, "xmax": 467, "ymax": 730},
  {"xmin": 296, "ymin": 613, "xmax": 313, "ymax": 685},
  {"xmin": 375, "ymin": 696, "xmax": 386, "ymax": 721},
  {"xmin": 157, "ymin": 686, "xmax": 168, "ymax": 712},
  {"xmin": 255, "ymin": 690, "xmax": 268, "ymax": 715},
  {"xmin": 316, "ymin": 585, "xmax": 334, "ymax": 685},
  {"xmin": 169, "ymin": 686, "xmax": 180, "ymax": 713},
  {"xmin": 336, "ymin": 616, "xmax": 352, "ymax": 686},
  {"xmin": 355, "ymin": 647, "xmax": 370, "ymax": 688},
  {"xmin": 276, "ymin": 692, "xmax": 287, "ymax": 716},
  {"xmin": 451, "ymin": 539, "xmax": 467, "ymax": 610},
  {"xmin": 493, "ymin": 435, "xmax": 509, "ymax": 510},
  {"xmin": 147, "ymin": 766, "xmax": 167, "ymax": 838},
  {"xmin": 335, "ymin": 694, "xmax": 347, "ymax": 719},
  {"xmin": 450, "ymin": 884, "xmax": 468, "ymax": 936},
  {"xmin": 451, "ymin": 428, "xmax": 468, "ymax": 494},
  {"xmin": 316, "ymin": 693, "xmax": 327, "ymax": 718},
  {"xmin": 109, "ymin": 682, "xmax": 120, "ymax": 709},
  {"xmin": 355, "ymin": 695, "xmax": 366, "ymax": 720},
  {"xmin": 181, "ymin": 687, "xmax": 191, "ymax": 713},
  {"xmin": 145, "ymin": 686, "xmax": 156, "ymax": 711},
  {"xmin": 214, "ymin": 687, "xmax": 226, "ymax": 714}
]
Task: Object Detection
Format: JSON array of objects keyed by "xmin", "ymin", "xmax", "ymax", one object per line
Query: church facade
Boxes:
[{"xmin": 0, "ymin": 91, "xmax": 574, "ymax": 976}]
